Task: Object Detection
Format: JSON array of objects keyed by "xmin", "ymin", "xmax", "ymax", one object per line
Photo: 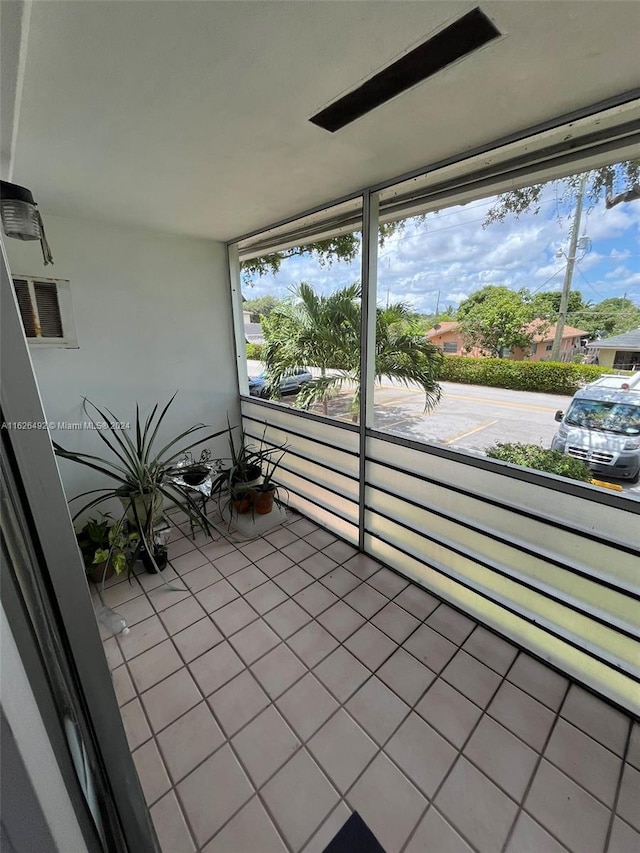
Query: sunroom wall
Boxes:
[{"xmin": 5, "ymin": 214, "xmax": 239, "ymax": 503}]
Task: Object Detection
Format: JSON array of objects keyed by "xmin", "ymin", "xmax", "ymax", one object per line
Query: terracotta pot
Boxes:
[
  {"xmin": 86, "ymin": 560, "xmax": 115, "ymax": 584},
  {"xmin": 254, "ymin": 489, "xmax": 275, "ymax": 515},
  {"xmin": 232, "ymin": 493, "xmax": 254, "ymax": 514}
]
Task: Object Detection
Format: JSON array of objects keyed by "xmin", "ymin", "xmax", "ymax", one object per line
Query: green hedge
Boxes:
[
  {"xmin": 486, "ymin": 443, "xmax": 593, "ymax": 482},
  {"xmin": 438, "ymin": 356, "xmax": 616, "ymax": 395},
  {"xmin": 246, "ymin": 343, "xmax": 264, "ymax": 360}
]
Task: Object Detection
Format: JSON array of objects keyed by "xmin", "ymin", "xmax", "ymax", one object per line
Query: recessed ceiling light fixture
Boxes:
[{"xmin": 310, "ymin": 7, "xmax": 500, "ymax": 133}]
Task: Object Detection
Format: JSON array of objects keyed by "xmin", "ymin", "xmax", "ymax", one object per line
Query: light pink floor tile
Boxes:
[
  {"xmin": 317, "ymin": 601, "xmax": 365, "ymax": 642},
  {"xmin": 228, "ymin": 619, "xmax": 280, "ymax": 665},
  {"xmin": 133, "ymin": 739, "xmax": 172, "ymax": 805},
  {"xmin": 464, "ymin": 715, "xmax": 538, "ymax": 802},
  {"xmin": 308, "ymin": 709, "xmax": 377, "ymax": 793},
  {"xmin": 560, "ymin": 684, "xmax": 629, "ymax": 756},
  {"xmin": 172, "ymin": 617, "xmax": 223, "ymax": 663},
  {"xmin": 488, "ymin": 681, "xmax": 555, "ymax": 752},
  {"xmin": 346, "ymin": 676, "xmax": 410, "ymax": 746},
  {"xmin": 505, "ymin": 813, "xmax": 567, "ymax": 853},
  {"xmin": 128, "ymin": 639, "xmax": 184, "ymax": 693},
  {"xmin": 231, "ymin": 706, "xmax": 301, "ymax": 787},
  {"xmin": 344, "ymin": 583, "xmax": 388, "ymax": 619},
  {"xmin": 616, "ymin": 762, "xmax": 640, "ymax": 832},
  {"xmin": 347, "ymin": 752, "xmax": 426, "ymax": 853},
  {"xmin": 160, "ymin": 596, "xmax": 208, "ymax": 634},
  {"xmin": 314, "ymin": 647, "xmax": 370, "ymax": 703},
  {"xmin": 370, "ymin": 601, "xmax": 420, "ymax": 644},
  {"xmin": 367, "ymin": 567, "xmax": 409, "ymax": 599},
  {"xmin": 120, "ymin": 698, "xmax": 152, "ymax": 750},
  {"xmin": 344, "ymin": 622, "xmax": 397, "ymax": 671},
  {"xmin": 387, "ymin": 711, "xmax": 458, "ymax": 798},
  {"xmin": 394, "ymin": 585, "xmax": 440, "ymax": 620},
  {"xmin": 416, "ymin": 680, "xmax": 482, "ymax": 748},
  {"xmin": 377, "ymin": 647, "xmax": 436, "ymax": 706},
  {"xmin": 525, "ymin": 759, "xmax": 611, "ymax": 853},
  {"xmin": 202, "ymin": 797, "xmax": 287, "ymax": 853},
  {"xmin": 141, "ymin": 668, "xmax": 202, "ymax": 733},
  {"xmin": 255, "ymin": 551, "xmax": 294, "ymax": 578},
  {"xmin": 244, "ymin": 580, "xmax": 288, "ymax": 615},
  {"xmin": 277, "ymin": 673, "xmax": 339, "ymax": 741},
  {"xmin": 177, "ymin": 745, "xmax": 253, "ymax": 847},
  {"xmin": 251, "ymin": 643, "xmax": 307, "ymax": 699},
  {"xmin": 189, "ymin": 640, "xmax": 245, "ymax": 696},
  {"xmin": 150, "ymin": 791, "xmax": 196, "ymax": 853},
  {"xmin": 294, "ymin": 582, "xmax": 339, "ymax": 617},
  {"xmin": 207, "ymin": 670, "xmax": 270, "ymax": 737},
  {"xmin": 263, "ymin": 599, "xmax": 311, "ymax": 639},
  {"xmin": 403, "ymin": 624, "xmax": 457, "ymax": 673},
  {"xmin": 261, "ymin": 750, "xmax": 339, "ymax": 852},
  {"xmin": 436, "ymin": 757, "xmax": 518, "ymax": 853},
  {"xmin": 157, "ymin": 701, "xmax": 225, "ymax": 783},
  {"xmin": 545, "ymin": 717, "xmax": 622, "ymax": 806},
  {"xmin": 405, "ymin": 809, "xmax": 474, "ymax": 853},
  {"xmin": 441, "ymin": 649, "xmax": 502, "ymax": 708},
  {"xmin": 463, "ymin": 625, "xmax": 518, "ymax": 675},
  {"xmin": 287, "ymin": 621, "xmax": 339, "ymax": 668},
  {"xmin": 426, "ymin": 604, "xmax": 476, "ymax": 646},
  {"xmin": 507, "ymin": 653, "xmax": 568, "ymax": 711}
]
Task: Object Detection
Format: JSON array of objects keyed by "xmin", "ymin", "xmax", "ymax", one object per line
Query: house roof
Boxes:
[
  {"xmin": 586, "ymin": 328, "xmax": 640, "ymax": 350},
  {"xmin": 425, "ymin": 322, "xmax": 459, "ymax": 338},
  {"xmin": 527, "ymin": 321, "xmax": 589, "ymax": 343},
  {"xmin": 3, "ymin": 2, "xmax": 640, "ymax": 241}
]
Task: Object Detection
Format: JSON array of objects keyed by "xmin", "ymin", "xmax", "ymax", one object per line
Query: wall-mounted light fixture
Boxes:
[{"xmin": 0, "ymin": 180, "xmax": 54, "ymax": 264}]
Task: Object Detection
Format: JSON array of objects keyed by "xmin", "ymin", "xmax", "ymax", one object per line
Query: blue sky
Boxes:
[{"xmin": 242, "ymin": 176, "xmax": 640, "ymax": 316}]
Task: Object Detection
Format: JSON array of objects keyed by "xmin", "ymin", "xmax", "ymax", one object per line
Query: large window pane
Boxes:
[
  {"xmin": 373, "ymin": 157, "xmax": 640, "ymax": 499},
  {"xmin": 235, "ymin": 198, "xmax": 363, "ymax": 423}
]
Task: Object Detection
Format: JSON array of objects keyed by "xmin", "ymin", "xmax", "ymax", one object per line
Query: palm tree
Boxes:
[{"xmin": 261, "ymin": 282, "xmax": 443, "ymax": 421}]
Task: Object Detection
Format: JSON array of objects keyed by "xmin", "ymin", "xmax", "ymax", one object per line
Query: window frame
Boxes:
[{"xmin": 12, "ymin": 276, "xmax": 78, "ymax": 348}]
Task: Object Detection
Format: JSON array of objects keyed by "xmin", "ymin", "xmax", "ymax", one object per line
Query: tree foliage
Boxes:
[
  {"xmin": 261, "ymin": 282, "xmax": 443, "ymax": 419},
  {"xmin": 484, "ymin": 161, "xmax": 640, "ymax": 225},
  {"xmin": 457, "ymin": 286, "xmax": 538, "ymax": 357},
  {"xmin": 568, "ymin": 297, "xmax": 640, "ymax": 339},
  {"xmin": 242, "ymin": 294, "xmax": 282, "ymax": 321},
  {"xmin": 241, "ymin": 223, "xmax": 400, "ymax": 283}
]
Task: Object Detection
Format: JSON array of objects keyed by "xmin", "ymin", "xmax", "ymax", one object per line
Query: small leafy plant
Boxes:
[{"xmin": 76, "ymin": 513, "xmax": 137, "ymax": 576}]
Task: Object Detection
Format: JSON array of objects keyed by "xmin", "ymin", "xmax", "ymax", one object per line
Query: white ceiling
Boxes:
[{"xmin": 6, "ymin": 0, "xmax": 640, "ymax": 241}]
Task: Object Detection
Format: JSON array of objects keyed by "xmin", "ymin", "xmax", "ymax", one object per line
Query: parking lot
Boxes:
[{"xmin": 246, "ymin": 362, "xmax": 640, "ymax": 498}]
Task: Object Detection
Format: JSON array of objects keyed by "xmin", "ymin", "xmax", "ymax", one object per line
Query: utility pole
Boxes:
[{"xmin": 550, "ymin": 172, "xmax": 588, "ymax": 361}]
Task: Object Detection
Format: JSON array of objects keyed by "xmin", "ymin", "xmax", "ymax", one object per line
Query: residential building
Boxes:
[{"xmin": 587, "ymin": 328, "xmax": 640, "ymax": 370}]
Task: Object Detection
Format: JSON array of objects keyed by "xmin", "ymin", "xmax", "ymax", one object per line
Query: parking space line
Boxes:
[{"xmin": 443, "ymin": 419, "xmax": 498, "ymax": 444}]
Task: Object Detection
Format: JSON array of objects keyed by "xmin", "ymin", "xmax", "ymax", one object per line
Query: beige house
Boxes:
[{"xmin": 586, "ymin": 328, "xmax": 640, "ymax": 370}]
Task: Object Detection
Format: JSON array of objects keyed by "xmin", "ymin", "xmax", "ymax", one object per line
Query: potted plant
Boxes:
[
  {"xmin": 76, "ymin": 513, "xmax": 138, "ymax": 583},
  {"xmin": 54, "ymin": 395, "xmax": 227, "ymax": 573},
  {"xmin": 169, "ymin": 448, "xmax": 213, "ymax": 486},
  {"xmin": 211, "ymin": 420, "xmax": 287, "ymax": 517}
]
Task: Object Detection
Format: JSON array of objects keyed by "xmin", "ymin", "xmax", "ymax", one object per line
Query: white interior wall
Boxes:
[{"xmin": 5, "ymin": 215, "xmax": 238, "ymax": 507}]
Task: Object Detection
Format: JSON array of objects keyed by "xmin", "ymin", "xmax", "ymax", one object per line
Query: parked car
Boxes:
[
  {"xmin": 551, "ymin": 372, "xmax": 640, "ymax": 481},
  {"xmin": 248, "ymin": 369, "xmax": 313, "ymax": 398}
]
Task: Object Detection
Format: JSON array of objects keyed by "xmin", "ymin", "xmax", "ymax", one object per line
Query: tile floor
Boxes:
[{"xmin": 95, "ymin": 508, "xmax": 640, "ymax": 853}]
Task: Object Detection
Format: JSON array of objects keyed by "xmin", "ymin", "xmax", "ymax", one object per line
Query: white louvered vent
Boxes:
[{"xmin": 11, "ymin": 276, "xmax": 78, "ymax": 347}]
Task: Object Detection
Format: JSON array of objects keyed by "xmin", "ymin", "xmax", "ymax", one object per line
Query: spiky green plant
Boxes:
[{"xmin": 54, "ymin": 395, "xmax": 226, "ymax": 572}]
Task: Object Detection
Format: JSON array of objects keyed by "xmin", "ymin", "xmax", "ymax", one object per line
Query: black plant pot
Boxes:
[
  {"xmin": 141, "ymin": 548, "xmax": 168, "ymax": 574},
  {"xmin": 182, "ymin": 465, "xmax": 210, "ymax": 486}
]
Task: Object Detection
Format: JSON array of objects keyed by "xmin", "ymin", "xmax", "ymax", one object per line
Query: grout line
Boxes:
[
  {"xmin": 499, "ymin": 679, "xmax": 573, "ymax": 853},
  {"xmin": 602, "ymin": 718, "xmax": 633, "ymax": 853}
]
